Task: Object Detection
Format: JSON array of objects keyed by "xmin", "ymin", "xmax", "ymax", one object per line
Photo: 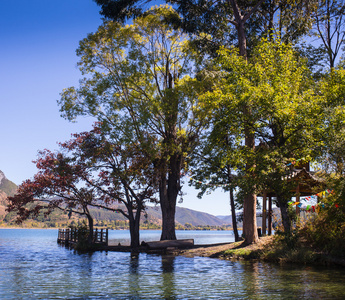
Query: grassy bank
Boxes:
[{"xmin": 181, "ymin": 235, "xmax": 345, "ymax": 267}]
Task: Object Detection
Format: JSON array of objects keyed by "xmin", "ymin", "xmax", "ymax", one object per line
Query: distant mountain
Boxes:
[
  {"xmin": 0, "ymin": 170, "xmax": 17, "ymax": 197},
  {"xmin": 89, "ymin": 205, "xmax": 229, "ymax": 227},
  {"xmin": 175, "ymin": 206, "xmax": 229, "ymax": 226},
  {"xmin": 217, "ymin": 215, "xmax": 233, "ymax": 224},
  {"xmin": 0, "ymin": 170, "xmax": 232, "ymax": 227},
  {"xmin": 0, "ymin": 191, "xmax": 8, "ymax": 221},
  {"xmin": 0, "ymin": 170, "xmax": 18, "ymax": 221}
]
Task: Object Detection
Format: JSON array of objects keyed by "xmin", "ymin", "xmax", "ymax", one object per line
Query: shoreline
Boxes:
[
  {"xmin": 178, "ymin": 236, "xmax": 345, "ymax": 267},
  {"xmin": 2, "ymin": 227, "xmax": 344, "ymax": 267}
]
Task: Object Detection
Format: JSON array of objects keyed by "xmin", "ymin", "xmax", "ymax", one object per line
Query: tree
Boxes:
[
  {"xmin": 7, "ymin": 124, "xmax": 158, "ymax": 248},
  {"xmin": 201, "ymin": 39, "xmax": 322, "ymax": 233},
  {"xmin": 59, "ymin": 6, "xmax": 207, "ymax": 240},
  {"xmin": 189, "ymin": 123, "xmax": 241, "ymax": 241},
  {"xmin": 7, "ymin": 150, "xmax": 98, "ymax": 244},
  {"xmin": 312, "ymin": 0, "xmax": 345, "ymax": 69},
  {"xmin": 317, "ymin": 67, "xmax": 345, "ymax": 174},
  {"xmin": 61, "ymin": 124, "xmax": 158, "ymax": 248},
  {"xmin": 93, "ymin": 1, "xmax": 319, "ymax": 243}
]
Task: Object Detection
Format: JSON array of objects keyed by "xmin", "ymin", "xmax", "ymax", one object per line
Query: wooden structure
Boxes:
[
  {"xmin": 142, "ymin": 239, "xmax": 194, "ymax": 250},
  {"xmin": 57, "ymin": 228, "xmax": 108, "ymax": 247},
  {"xmin": 261, "ymin": 163, "xmax": 323, "ymax": 236}
]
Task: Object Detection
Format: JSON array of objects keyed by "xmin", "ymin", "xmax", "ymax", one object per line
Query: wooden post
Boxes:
[
  {"xmin": 100, "ymin": 229, "xmax": 103, "ymax": 243},
  {"xmin": 106, "ymin": 228, "xmax": 108, "ymax": 246},
  {"xmin": 296, "ymin": 184, "xmax": 300, "ymax": 216},
  {"xmin": 262, "ymin": 191, "xmax": 267, "ymax": 235},
  {"xmin": 268, "ymin": 196, "xmax": 272, "ymax": 235}
]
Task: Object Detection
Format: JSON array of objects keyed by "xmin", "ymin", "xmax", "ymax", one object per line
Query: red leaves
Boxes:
[{"xmin": 9, "ymin": 121, "xmax": 158, "ymax": 225}]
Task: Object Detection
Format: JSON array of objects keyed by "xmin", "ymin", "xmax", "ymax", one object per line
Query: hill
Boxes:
[
  {"xmin": 0, "ymin": 170, "xmax": 18, "ymax": 222},
  {"xmin": 175, "ymin": 206, "xmax": 229, "ymax": 226},
  {"xmin": 0, "ymin": 169, "xmax": 232, "ymax": 228},
  {"xmin": 0, "ymin": 170, "xmax": 17, "ymax": 197},
  {"xmin": 88, "ymin": 205, "xmax": 229, "ymax": 227}
]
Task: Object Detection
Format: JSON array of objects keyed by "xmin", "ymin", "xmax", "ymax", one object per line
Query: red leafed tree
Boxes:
[
  {"xmin": 8, "ymin": 123, "xmax": 158, "ymax": 248},
  {"xmin": 60, "ymin": 124, "xmax": 159, "ymax": 248},
  {"xmin": 7, "ymin": 150, "xmax": 99, "ymax": 244}
]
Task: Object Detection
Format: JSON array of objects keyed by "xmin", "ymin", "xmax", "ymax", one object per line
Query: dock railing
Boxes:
[{"xmin": 57, "ymin": 228, "xmax": 108, "ymax": 246}]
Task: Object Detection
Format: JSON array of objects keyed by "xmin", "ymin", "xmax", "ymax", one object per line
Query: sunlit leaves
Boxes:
[{"xmin": 199, "ymin": 39, "xmax": 323, "ymax": 193}]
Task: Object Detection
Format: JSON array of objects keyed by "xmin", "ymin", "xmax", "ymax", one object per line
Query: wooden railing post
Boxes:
[
  {"xmin": 268, "ymin": 196, "xmax": 272, "ymax": 236},
  {"xmin": 262, "ymin": 191, "xmax": 267, "ymax": 236}
]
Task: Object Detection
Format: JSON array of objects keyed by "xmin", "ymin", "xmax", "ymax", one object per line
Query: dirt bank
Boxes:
[{"xmin": 179, "ymin": 236, "xmax": 274, "ymax": 259}]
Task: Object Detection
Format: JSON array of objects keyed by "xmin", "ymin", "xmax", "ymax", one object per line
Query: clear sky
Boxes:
[{"xmin": 0, "ymin": 0, "xmax": 231, "ymax": 216}]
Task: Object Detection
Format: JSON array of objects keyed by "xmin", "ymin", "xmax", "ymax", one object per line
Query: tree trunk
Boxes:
[
  {"xmin": 129, "ymin": 209, "xmax": 141, "ymax": 249},
  {"xmin": 160, "ymin": 153, "xmax": 180, "ymax": 240},
  {"xmin": 86, "ymin": 213, "xmax": 94, "ymax": 245},
  {"xmin": 160, "ymin": 199, "xmax": 176, "ymax": 240},
  {"xmin": 224, "ymin": 134, "xmax": 240, "ymax": 241},
  {"xmin": 242, "ymin": 193, "xmax": 259, "ymax": 244},
  {"xmin": 230, "ymin": 187, "xmax": 240, "ymax": 242},
  {"xmin": 229, "ymin": 0, "xmax": 260, "ymax": 244},
  {"xmin": 159, "ymin": 173, "xmax": 178, "ymax": 240},
  {"xmin": 237, "ymin": 21, "xmax": 247, "ymax": 57},
  {"xmin": 242, "ymin": 124, "xmax": 259, "ymax": 245},
  {"xmin": 277, "ymin": 195, "xmax": 291, "ymax": 233},
  {"xmin": 226, "ymin": 164, "xmax": 239, "ymax": 242}
]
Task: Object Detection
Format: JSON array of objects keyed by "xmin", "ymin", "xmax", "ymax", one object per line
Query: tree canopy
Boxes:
[
  {"xmin": 59, "ymin": 5, "xmax": 208, "ymax": 240},
  {"xmin": 200, "ymin": 39, "xmax": 324, "ymax": 232}
]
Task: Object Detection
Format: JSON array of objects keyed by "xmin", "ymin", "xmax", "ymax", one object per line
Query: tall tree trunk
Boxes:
[
  {"xmin": 160, "ymin": 197, "xmax": 177, "ymax": 240},
  {"xmin": 227, "ymin": 164, "xmax": 240, "ymax": 241},
  {"xmin": 230, "ymin": 187, "xmax": 240, "ymax": 242},
  {"xmin": 229, "ymin": 0, "xmax": 262, "ymax": 245},
  {"xmin": 242, "ymin": 193, "xmax": 258, "ymax": 244},
  {"xmin": 242, "ymin": 124, "xmax": 259, "ymax": 245},
  {"xmin": 129, "ymin": 208, "xmax": 141, "ymax": 249},
  {"xmin": 86, "ymin": 213, "xmax": 94, "ymax": 245},
  {"xmin": 237, "ymin": 21, "xmax": 247, "ymax": 57},
  {"xmin": 160, "ymin": 154, "xmax": 180, "ymax": 240},
  {"xmin": 277, "ymin": 195, "xmax": 291, "ymax": 233}
]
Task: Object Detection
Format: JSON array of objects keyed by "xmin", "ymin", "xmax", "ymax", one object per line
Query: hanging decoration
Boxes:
[
  {"xmin": 286, "ymin": 158, "xmax": 302, "ymax": 166},
  {"xmin": 288, "ymin": 188, "xmax": 339, "ymax": 213}
]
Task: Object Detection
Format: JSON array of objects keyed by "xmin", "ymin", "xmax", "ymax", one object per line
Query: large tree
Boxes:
[
  {"xmin": 94, "ymin": 0, "xmax": 319, "ymax": 244},
  {"xmin": 7, "ymin": 125, "xmax": 158, "ymax": 248},
  {"xmin": 312, "ymin": 0, "xmax": 345, "ymax": 69},
  {"xmin": 201, "ymin": 39, "xmax": 322, "ymax": 233},
  {"xmin": 61, "ymin": 125, "xmax": 158, "ymax": 248},
  {"xmin": 59, "ymin": 6, "xmax": 207, "ymax": 240},
  {"xmin": 317, "ymin": 67, "xmax": 345, "ymax": 174}
]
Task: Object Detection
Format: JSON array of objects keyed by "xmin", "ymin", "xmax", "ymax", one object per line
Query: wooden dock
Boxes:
[{"xmin": 57, "ymin": 228, "xmax": 108, "ymax": 247}]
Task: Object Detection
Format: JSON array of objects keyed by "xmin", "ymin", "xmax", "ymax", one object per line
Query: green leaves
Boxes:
[{"xmin": 197, "ymin": 39, "xmax": 323, "ymax": 198}]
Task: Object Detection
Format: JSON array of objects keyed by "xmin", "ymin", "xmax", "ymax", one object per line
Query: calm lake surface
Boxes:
[{"xmin": 1, "ymin": 229, "xmax": 345, "ymax": 299}]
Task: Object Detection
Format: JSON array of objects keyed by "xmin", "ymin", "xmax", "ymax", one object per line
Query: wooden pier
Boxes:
[{"xmin": 57, "ymin": 228, "xmax": 108, "ymax": 247}]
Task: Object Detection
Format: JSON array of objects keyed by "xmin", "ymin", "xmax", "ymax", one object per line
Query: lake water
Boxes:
[
  {"xmin": 108, "ymin": 229, "xmax": 238, "ymax": 246},
  {"xmin": 1, "ymin": 229, "xmax": 345, "ymax": 299}
]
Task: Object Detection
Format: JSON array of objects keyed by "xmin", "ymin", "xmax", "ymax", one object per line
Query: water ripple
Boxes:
[{"xmin": 1, "ymin": 229, "xmax": 345, "ymax": 299}]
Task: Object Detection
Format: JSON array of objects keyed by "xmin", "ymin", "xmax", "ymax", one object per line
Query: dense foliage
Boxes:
[{"xmin": 7, "ymin": 1, "xmax": 345, "ymax": 251}]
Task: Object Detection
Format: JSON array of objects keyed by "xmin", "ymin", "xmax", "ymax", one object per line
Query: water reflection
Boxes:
[
  {"xmin": 129, "ymin": 252, "xmax": 140, "ymax": 298},
  {"xmin": 161, "ymin": 255, "xmax": 176, "ymax": 300},
  {"xmin": 1, "ymin": 229, "xmax": 345, "ymax": 299}
]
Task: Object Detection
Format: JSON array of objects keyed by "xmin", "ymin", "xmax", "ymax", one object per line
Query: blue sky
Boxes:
[{"xmin": 0, "ymin": 0, "xmax": 230, "ymax": 216}]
